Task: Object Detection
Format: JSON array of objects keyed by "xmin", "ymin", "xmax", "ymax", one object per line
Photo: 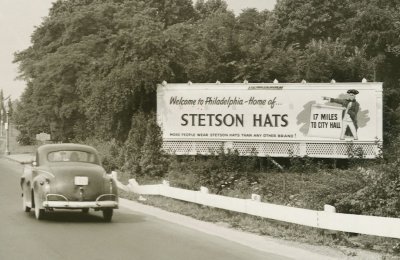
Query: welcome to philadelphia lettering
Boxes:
[
  {"xmin": 169, "ymin": 96, "xmax": 288, "ymax": 128},
  {"xmin": 170, "ymin": 96, "xmax": 278, "ymax": 108}
]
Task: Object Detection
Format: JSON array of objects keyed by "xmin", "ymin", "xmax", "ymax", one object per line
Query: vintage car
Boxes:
[{"xmin": 21, "ymin": 143, "xmax": 118, "ymax": 221}]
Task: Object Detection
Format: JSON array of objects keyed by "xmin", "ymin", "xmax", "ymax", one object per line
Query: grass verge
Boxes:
[{"xmin": 119, "ymin": 188, "xmax": 400, "ymax": 258}]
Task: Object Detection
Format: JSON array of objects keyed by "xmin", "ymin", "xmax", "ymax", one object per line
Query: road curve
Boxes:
[{"xmin": 0, "ymin": 158, "xmax": 288, "ymax": 260}]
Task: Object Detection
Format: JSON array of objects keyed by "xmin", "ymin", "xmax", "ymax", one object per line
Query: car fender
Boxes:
[
  {"xmin": 32, "ymin": 175, "xmax": 48, "ymax": 209},
  {"xmin": 21, "ymin": 165, "xmax": 34, "ymax": 206},
  {"xmin": 21, "ymin": 165, "xmax": 33, "ymax": 188},
  {"xmin": 103, "ymin": 175, "xmax": 118, "ymax": 196}
]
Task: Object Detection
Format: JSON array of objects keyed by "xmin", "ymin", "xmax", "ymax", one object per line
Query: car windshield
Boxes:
[{"xmin": 47, "ymin": 150, "xmax": 99, "ymax": 164}]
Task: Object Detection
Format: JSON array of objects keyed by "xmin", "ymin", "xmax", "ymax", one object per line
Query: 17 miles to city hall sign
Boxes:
[{"xmin": 157, "ymin": 82, "xmax": 382, "ymax": 158}]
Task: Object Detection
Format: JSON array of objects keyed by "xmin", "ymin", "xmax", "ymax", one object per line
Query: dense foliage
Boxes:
[{"xmin": 13, "ymin": 0, "xmax": 400, "ymax": 217}]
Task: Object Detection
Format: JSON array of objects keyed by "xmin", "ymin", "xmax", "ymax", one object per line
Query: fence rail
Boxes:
[{"xmin": 114, "ymin": 176, "xmax": 400, "ymax": 239}]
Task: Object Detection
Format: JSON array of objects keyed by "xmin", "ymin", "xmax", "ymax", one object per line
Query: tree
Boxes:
[
  {"xmin": 148, "ymin": 0, "xmax": 196, "ymax": 28},
  {"xmin": 122, "ymin": 111, "xmax": 149, "ymax": 176},
  {"xmin": 14, "ymin": 0, "xmax": 116, "ymax": 141},
  {"xmin": 194, "ymin": 0, "xmax": 228, "ymax": 19},
  {"xmin": 14, "ymin": 0, "xmax": 199, "ymax": 142},
  {"xmin": 343, "ymin": 1, "xmax": 400, "ymax": 143},
  {"xmin": 13, "ymin": 84, "xmax": 49, "ymax": 144},
  {"xmin": 139, "ymin": 114, "xmax": 167, "ymax": 177},
  {"xmin": 185, "ymin": 9, "xmax": 240, "ymax": 82},
  {"xmin": 297, "ymin": 39, "xmax": 373, "ymax": 82},
  {"xmin": 272, "ymin": 0, "xmax": 353, "ymax": 47},
  {"xmin": 0, "ymin": 90, "xmax": 5, "ymax": 123},
  {"xmin": 12, "ymin": 0, "xmax": 400, "ymax": 158}
]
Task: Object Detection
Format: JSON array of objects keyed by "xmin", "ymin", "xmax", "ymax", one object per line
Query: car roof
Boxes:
[{"xmin": 37, "ymin": 143, "xmax": 99, "ymax": 155}]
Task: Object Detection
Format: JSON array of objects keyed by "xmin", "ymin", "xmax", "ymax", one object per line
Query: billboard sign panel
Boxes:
[{"xmin": 157, "ymin": 83, "xmax": 382, "ymax": 158}]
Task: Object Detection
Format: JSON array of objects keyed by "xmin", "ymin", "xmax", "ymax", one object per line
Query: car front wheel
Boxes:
[{"xmin": 102, "ymin": 208, "xmax": 113, "ymax": 222}]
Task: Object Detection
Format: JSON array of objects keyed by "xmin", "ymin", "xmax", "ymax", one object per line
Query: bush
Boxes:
[
  {"xmin": 16, "ymin": 132, "xmax": 35, "ymax": 145},
  {"xmin": 166, "ymin": 149, "xmax": 369, "ymax": 209},
  {"xmin": 121, "ymin": 111, "xmax": 149, "ymax": 176},
  {"xmin": 139, "ymin": 115, "xmax": 168, "ymax": 177},
  {"xmin": 121, "ymin": 112, "xmax": 169, "ymax": 179},
  {"xmin": 335, "ymin": 164, "xmax": 400, "ymax": 217},
  {"xmin": 166, "ymin": 150, "xmax": 263, "ymax": 194},
  {"xmin": 83, "ymin": 138, "xmax": 124, "ymax": 173}
]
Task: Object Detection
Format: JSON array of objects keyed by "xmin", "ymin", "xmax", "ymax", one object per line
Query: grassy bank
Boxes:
[
  {"xmin": 114, "ymin": 149, "xmax": 400, "ymax": 257},
  {"xmin": 119, "ymin": 189, "xmax": 400, "ymax": 258}
]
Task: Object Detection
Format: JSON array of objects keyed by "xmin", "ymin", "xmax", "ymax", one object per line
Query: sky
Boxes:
[{"xmin": 0, "ymin": 0, "xmax": 277, "ymax": 100}]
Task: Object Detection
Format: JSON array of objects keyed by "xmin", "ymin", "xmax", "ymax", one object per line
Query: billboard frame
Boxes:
[{"xmin": 157, "ymin": 82, "xmax": 383, "ymax": 159}]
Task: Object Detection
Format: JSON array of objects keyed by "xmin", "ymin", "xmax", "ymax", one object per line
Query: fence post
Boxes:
[
  {"xmin": 251, "ymin": 194, "xmax": 261, "ymax": 202},
  {"xmin": 324, "ymin": 204, "xmax": 336, "ymax": 213},
  {"xmin": 110, "ymin": 171, "xmax": 118, "ymax": 180},
  {"xmin": 200, "ymin": 186, "xmax": 209, "ymax": 194}
]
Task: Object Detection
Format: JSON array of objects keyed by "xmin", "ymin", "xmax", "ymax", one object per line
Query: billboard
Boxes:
[{"xmin": 157, "ymin": 82, "xmax": 383, "ymax": 158}]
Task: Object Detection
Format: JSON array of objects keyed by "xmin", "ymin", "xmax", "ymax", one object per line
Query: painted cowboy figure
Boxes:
[{"xmin": 323, "ymin": 89, "xmax": 360, "ymax": 140}]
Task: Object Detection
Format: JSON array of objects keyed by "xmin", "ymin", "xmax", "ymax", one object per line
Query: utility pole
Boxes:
[
  {"xmin": 1, "ymin": 93, "xmax": 10, "ymax": 154},
  {"xmin": 0, "ymin": 109, "xmax": 2, "ymax": 137},
  {"xmin": 0, "ymin": 89, "xmax": 2, "ymax": 138},
  {"xmin": 4, "ymin": 109, "xmax": 9, "ymax": 155}
]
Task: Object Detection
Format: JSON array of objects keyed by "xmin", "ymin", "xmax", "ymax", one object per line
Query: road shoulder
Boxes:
[{"xmin": 120, "ymin": 198, "xmax": 368, "ymax": 260}]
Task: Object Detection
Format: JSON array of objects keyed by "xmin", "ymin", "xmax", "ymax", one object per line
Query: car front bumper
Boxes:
[{"xmin": 43, "ymin": 194, "xmax": 118, "ymax": 209}]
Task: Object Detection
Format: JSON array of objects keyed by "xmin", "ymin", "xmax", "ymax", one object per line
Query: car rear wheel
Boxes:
[
  {"xmin": 34, "ymin": 193, "xmax": 45, "ymax": 220},
  {"xmin": 34, "ymin": 205, "xmax": 45, "ymax": 220},
  {"xmin": 22, "ymin": 194, "xmax": 31, "ymax": 212},
  {"xmin": 102, "ymin": 208, "xmax": 113, "ymax": 222}
]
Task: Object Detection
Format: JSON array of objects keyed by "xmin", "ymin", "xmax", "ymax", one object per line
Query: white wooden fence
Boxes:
[{"xmin": 113, "ymin": 174, "xmax": 400, "ymax": 239}]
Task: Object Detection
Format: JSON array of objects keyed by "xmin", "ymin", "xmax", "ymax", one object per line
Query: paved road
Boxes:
[{"xmin": 0, "ymin": 158, "xmax": 288, "ymax": 260}]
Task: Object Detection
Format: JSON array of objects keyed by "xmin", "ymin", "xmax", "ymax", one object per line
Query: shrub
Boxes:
[
  {"xmin": 139, "ymin": 115, "xmax": 168, "ymax": 177},
  {"xmin": 121, "ymin": 111, "xmax": 149, "ymax": 176},
  {"xmin": 335, "ymin": 164, "xmax": 400, "ymax": 217},
  {"xmin": 16, "ymin": 132, "xmax": 35, "ymax": 145},
  {"xmin": 83, "ymin": 138, "xmax": 124, "ymax": 173}
]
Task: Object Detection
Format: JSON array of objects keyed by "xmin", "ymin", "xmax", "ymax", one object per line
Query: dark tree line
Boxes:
[{"xmin": 13, "ymin": 0, "xmax": 400, "ymax": 154}]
